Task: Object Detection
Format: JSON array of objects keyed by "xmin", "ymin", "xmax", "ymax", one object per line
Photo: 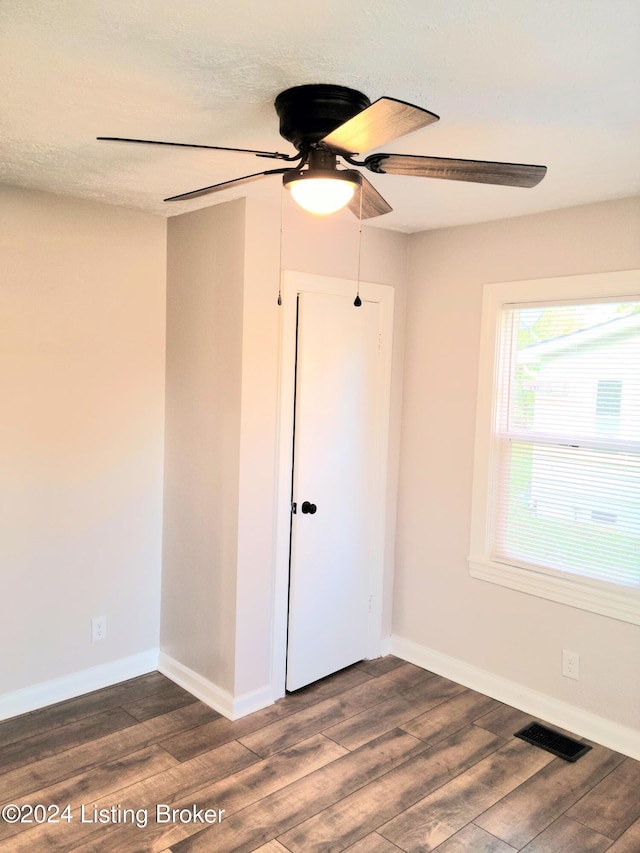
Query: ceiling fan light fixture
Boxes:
[{"xmin": 284, "ymin": 169, "xmax": 362, "ymax": 215}]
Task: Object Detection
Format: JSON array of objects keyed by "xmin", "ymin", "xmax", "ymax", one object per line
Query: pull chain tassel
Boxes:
[
  {"xmin": 354, "ymin": 182, "xmax": 363, "ymax": 307},
  {"xmin": 277, "ymin": 183, "xmax": 284, "ymax": 306}
]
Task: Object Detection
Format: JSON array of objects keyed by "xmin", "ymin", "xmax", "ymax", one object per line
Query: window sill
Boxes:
[{"xmin": 468, "ymin": 555, "xmax": 640, "ymax": 626}]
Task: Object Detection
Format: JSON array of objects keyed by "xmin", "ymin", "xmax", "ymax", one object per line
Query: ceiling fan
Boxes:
[{"xmin": 98, "ymin": 83, "xmax": 547, "ymax": 219}]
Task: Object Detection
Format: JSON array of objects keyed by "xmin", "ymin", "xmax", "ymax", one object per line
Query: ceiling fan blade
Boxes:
[
  {"xmin": 348, "ymin": 175, "xmax": 393, "ymax": 219},
  {"xmin": 320, "ymin": 97, "xmax": 439, "ymax": 156},
  {"xmin": 97, "ymin": 137, "xmax": 299, "ymax": 161},
  {"xmin": 164, "ymin": 168, "xmax": 292, "ymax": 202},
  {"xmin": 365, "ymin": 153, "xmax": 547, "ymax": 187}
]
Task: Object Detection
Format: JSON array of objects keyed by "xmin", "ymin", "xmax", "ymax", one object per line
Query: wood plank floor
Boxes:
[{"xmin": 1, "ymin": 657, "xmax": 639, "ymax": 852}]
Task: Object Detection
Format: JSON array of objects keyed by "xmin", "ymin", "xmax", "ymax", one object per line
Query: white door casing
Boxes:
[{"xmin": 272, "ymin": 271, "xmax": 394, "ymax": 696}]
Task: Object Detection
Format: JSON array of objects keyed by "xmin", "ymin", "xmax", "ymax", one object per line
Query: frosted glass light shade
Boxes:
[{"xmin": 284, "ymin": 169, "xmax": 362, "ymax": 215}]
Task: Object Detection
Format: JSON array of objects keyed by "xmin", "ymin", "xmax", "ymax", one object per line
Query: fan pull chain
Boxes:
[
  {"xmin": 277, "ymin": 183, "xmax": 284, "ymax": 306},
  {"xmin": 354, "ymin": 182, "xmax": 363, "ymax": 307}
]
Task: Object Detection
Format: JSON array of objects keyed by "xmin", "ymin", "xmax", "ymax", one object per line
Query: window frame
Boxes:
[{"xmin": 468, "ymin": 270, "xmax": 640, "ymax": 626}]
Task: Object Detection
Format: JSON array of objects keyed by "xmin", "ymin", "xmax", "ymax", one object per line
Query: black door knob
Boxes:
[{"xmin": 301, "ymin": 501, "xmax": 317, "ymax": 514}]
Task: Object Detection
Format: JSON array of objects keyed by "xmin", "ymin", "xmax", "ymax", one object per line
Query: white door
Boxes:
[{"xmin": 286, "ymin": 290, "xmax": 381, "ymax": 690}]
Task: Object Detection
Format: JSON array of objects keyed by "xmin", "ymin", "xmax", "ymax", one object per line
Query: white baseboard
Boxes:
[
  {"xmin": 231, "ymin": 684, "xmax": 276, "ymax": 721},
  {"xmin": 158, "ymin": 653, "xmax": 274, "ymax": 721},
  {"xmin": 390, "ymin": 634, "xmax": 640, "ymax": 761},
  {"xmin": 0, "ymin": 649, "xmax": 159, "ymax": 722}
]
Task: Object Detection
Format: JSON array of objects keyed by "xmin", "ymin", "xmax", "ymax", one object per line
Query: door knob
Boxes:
[{"xmin": 301, "ymin": 501, "xmax": 317, "ymax": 514}]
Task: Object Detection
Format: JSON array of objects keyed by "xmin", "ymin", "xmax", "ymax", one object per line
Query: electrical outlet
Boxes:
[
  {"xmin": 562, "ymin": 649, "xmax": 579, "ymax": 680},
  {"xmin": 91, "ymin": 616, "xmax": 107, "ymax": 642}
]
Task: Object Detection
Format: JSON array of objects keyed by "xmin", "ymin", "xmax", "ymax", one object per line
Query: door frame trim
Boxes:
[{"xmin": 271, "ymin": 271, "xmax": 395, "ymax": 698}]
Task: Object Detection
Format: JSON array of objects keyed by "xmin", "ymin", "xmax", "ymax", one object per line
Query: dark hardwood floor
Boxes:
[{"xmin": 1, "ymin": 656, "xmax": 639, "ymax": 852}]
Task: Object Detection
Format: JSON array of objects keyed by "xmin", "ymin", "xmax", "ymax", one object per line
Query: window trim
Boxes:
[{"xmin": 468, "ymin": 269, "xmax": 640, "ymax": 626}]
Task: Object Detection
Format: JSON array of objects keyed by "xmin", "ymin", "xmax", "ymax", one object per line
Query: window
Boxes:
[{"xmin": 469, "ymin": 271, "xmax": 640, "ymax": 625}]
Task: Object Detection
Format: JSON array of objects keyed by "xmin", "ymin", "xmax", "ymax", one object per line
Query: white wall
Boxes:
[
  {"xmin": 0, "ymin": 186, "xmax": 166, "ymax": 703},
  {"xmin": 396, "ymin": 196, "xmax": 640, "ymax": 734},
  {"xmin": 4, "ymin": 180, "xmax": 638, "ymax": 749},
  {"xmin": 161, "ymin": 199, "xmax": 245, "ymax": 696}
]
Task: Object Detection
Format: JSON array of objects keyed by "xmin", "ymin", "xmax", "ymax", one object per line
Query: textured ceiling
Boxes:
[{"xmin": 1, "ymin": 0, "xmax": 639, "ymax": 232}]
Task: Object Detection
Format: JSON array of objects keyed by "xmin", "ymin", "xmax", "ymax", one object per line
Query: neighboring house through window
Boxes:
[
  {"xmin": 469, "ymin": 270, "xmax": 640, "ymax": 625},
  {"xmin": 596, "ymin": 379, "xmax": 623, "ymax": 436}
]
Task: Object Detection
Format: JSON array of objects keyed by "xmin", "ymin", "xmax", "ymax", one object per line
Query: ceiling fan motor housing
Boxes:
[{"xmin": 274, "ymin": 84, "xmax": 371, "ymax": 150}]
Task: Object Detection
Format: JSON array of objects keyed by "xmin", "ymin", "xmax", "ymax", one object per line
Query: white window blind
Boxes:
[{"xmin": 491, "ymin": 300, "xmax": 640, "ymax": 589}]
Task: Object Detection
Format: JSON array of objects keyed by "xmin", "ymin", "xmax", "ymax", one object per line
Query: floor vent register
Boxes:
[{"xmin": 514, "ymin": 722, "xmax": 592, "ymax": 762}]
